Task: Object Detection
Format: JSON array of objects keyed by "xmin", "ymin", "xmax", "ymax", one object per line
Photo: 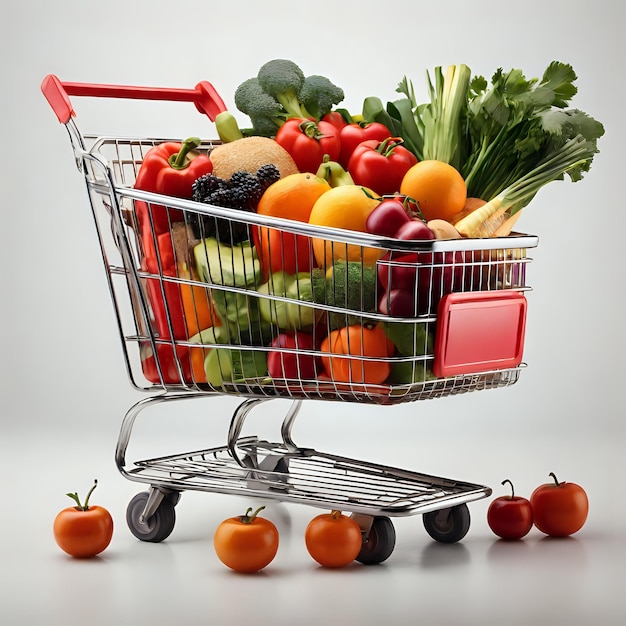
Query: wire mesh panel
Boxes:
[{"xmin": 81, "ymin": 137, "xmax": 537, "ymax": 405}]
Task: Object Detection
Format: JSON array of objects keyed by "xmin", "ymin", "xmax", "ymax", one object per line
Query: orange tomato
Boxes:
[
  {"xmin": 53, "ymin": 480, "xmax": 114, "ymax": 558},
  {"xmin": 308, "ymin": 185, "xmax": 383, "ymax": 268},
  {"xmin": 305, "ymin": 510, "xmax": 362, "ymax": 568},
  {"xmin": 254, "ymin": 173, "xmax": 331, "ymax": 276},
  {"xmin": 213, "ymin": 506, "xmax": 279, "ymax": 573},
  {"xmin": 400, "ymin": 160, "xmax": 467, "ymax": 222},
  {"xmin": 320, "ymin": 324, "xmax": 392, "ymax": 384}
]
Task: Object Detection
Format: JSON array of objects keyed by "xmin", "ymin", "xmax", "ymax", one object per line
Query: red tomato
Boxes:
[
  {"xmin": 275, "ymin": 118, "xmax": 340, "ymax": 174},
  {"xmin": 487, "ymin": 479, "xmax": 534, "ymax": 540},
  {"xmin": 348, "ymin": 138, "xmax": 418, "ymax": 196},
  {"xmin": 321, "ymin": 111, "xmax": 349, "ymax": 130},
  {"xmin": 53, "ymin": 480, "xmax": 114, "ymax": 558},
  {"xmin": 213, "ymin": 506, "xmax": 279, "ymax": 573},
  {"xmin": 267, "ymin": 331, "xmax": 320, "ymax": 380},
  {"xmin": 338, "ymin": 121, "xmax": 392, "ymax": 168},
  {"xmin": 305, "ymin": 510, "xmax": 362, "ymax": 568},
  {"xmin": 530, "ymin": 473, "xmax": 589, "ymax": 537}
]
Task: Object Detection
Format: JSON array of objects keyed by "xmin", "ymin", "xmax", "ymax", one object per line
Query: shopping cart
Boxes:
[{"xmin": 42, "ymin": 75, "xmax": 538, "ymax": 563}]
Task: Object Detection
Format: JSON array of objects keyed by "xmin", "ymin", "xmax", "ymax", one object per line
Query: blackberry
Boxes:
[
  {"xmin": 190, "ymin": 165, "xmax": 281, "ymax": 245},
  {"xmin": 229, "ymin": 170, "xmax": 258, "ymax": 188},
  {"xmin": 207, "ymin": 187, "xmax": 240, "ymax": 209},
  {"xmin": 192, "ymin": 173, "xmax": 227, "ymax": 202},
  {"xmin": 256, "ymin": 164, "xmax": 281, "ymax": 188}
]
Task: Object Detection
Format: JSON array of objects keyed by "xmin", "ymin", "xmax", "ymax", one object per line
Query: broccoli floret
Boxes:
[
  {"xmin": 324, "ymin": 260, "xmax": 377, "ymax": 329},
  {"xmin": 299, "ymin": 75, "xmax": 345, "ymax": 120},
  {"xmin": 248, "ymin": 114, "xmax": 282, "ymax": 138},
  {"xmin": 257, "ymin": 59, "xmax": 307, "ymax": 119},
  {"xmin": 234, "ymin": 77, "xmax": 286, "ymax": 134}
]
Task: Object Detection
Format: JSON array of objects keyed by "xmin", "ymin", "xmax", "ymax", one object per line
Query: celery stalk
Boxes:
[{"xmin": 421, "ymin": 64, "xmax": 471, "ymax": 169}]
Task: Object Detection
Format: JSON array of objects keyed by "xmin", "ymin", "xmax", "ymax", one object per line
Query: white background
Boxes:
[{"xmin": 2, "ymin": 1, "xmax": 625, "ymax": 624}]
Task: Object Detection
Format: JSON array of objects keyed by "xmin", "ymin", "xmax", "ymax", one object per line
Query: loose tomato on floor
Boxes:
[
  {"xmin": 213, "ymin": 506, "xmax": 279, "ymax": 573},
  {"xmin": 487, "ymin": 479, "xmax": 534, "ymax": 540},
  {"xmin": 305, "ymin": 510, "xmax": 363, "ymax": 568},
  {"xmin": 53, "ymin": 479, "xmax": 114, "ymax": 558},
  {"xmin": 530, "ymin": 473, "xmax": 589, "ymax": 537}
]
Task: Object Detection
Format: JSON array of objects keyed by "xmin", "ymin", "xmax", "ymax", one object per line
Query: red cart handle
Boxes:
[{"xmin": 41, "ymin": 74, "xmax": 227, "ymax": 124}]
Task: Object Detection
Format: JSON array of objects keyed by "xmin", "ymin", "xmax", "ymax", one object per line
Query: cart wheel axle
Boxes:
[
  {"xmin": 126, "ymin": 490, "xmax": 178, "ymax": 543},
  {"xmin": 422, "ymin": 503, "xmax": 471, "ymax": 544},
  {"xmin": 354, "ymin": 515, "xmax": 396, "ymax": 565}
]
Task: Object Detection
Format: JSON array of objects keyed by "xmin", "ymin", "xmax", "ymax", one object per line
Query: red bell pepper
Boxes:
[
  {"xmin": 337, "ymin": 121, "xmax": 392, "ymax": 168},
  {"xmin": 135, "ymin": 136, "xmax": 212, "ymax": 234},
  {"xmin": 139, "ymin": 341, "xmax": 193, "ymax": 385},
  {"xmin": 274, "ymin": 118, "xmax": 340, "ymax": 174},
  {"xmin": 348, "ymin": 137, "xmax": 418, "ymax": 196},
  {"xmin": 134, "ymin": 137, "xmax": 213, "ymax": 384}
]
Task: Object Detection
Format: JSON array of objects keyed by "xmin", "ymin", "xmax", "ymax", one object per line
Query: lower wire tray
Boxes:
[{"xmin": 125, "ymin": 436, "xmax": 491, "ymax": 517}]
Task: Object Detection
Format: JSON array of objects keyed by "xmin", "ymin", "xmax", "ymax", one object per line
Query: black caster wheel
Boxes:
[
  {"xmin": 126, "ymin": 491, "xmax": 177, "ymax": 543},
  {"xmin": 423, "ymin": 503, "xmax": 471, "ymax": 544},
  {"xmin": 355, "ymin": 516, "xmax": 396, "ymax": 565}
]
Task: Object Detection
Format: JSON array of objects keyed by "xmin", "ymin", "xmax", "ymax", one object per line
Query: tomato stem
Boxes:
[
  {"xmin": 241, "ymin": 505, "xmax": 265, "ymax": 524},
  {"xmin": 501, "ymin": 478, "xmax": 515, "ymax": 499},
  {"xmin": 549, "ymin": 472, "xmax": 560, "ymax": 487},
  {"xmin": 330, "ymin": 510, "xmax": 342, "ymax": 519},
  {"xmin": 66, "ymin": 479, "xmax": 98, "ymax": 511}
]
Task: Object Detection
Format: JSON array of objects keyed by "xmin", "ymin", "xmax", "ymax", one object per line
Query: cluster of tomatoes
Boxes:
[
  {"xmin": 53, "ymin": 472, "xmax": 590, "ymax": 566},
  {"xmin": 275, "ymin": 116, "xmax": 418, "ymax": 198},
  {"xmin": 213, "ymin": 506, "xmax": 362, "ymax": 573},
  {"xmin": 53, "ymin": 482, "xmax": 361, "ymax": 571},
  {"xmin": 487, "ymin": 473, "xmax": 589, "ymax": 541}
]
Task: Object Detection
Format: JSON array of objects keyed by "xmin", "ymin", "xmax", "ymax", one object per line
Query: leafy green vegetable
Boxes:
[
  {"xmin": 417, "ymin": 64, "xmax": 471, "ymax": 170},
  {"xmin": 384, "ymin": 321, "xmax": 434, "ymax": 357},
  {"xmin": 461, "ymin": 61, "xmax": 603, "ymax": 203},
  {"xmin": 384, "ymin": 321, "xmax": 437, "ymax": 385},
  {"xmin": 385, "ymin": 61, "xmax": 604, "ymax": 231},
  {"xmin": 386, "ymin": 360, "xmax": 438, "ymax": 385}
]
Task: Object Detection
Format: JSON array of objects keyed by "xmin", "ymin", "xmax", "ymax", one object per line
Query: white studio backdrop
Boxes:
[{"xmin": 2, "ymin": 0, "xmax": 624, "ymax": 534}]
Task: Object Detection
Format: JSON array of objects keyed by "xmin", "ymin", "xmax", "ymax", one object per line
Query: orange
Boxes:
[
  {"xmin": 256, "ymin": 172, "xmax": 331, "ymax": 221},
  {"xmin": 254, "ymin": 173, "xmax": 331, "ymax": 276},
  {"xmin": 400, "ymin": 160, "xmax": 467, "ymax": 222},
  {"xmin": 308, "ymin": 185, "xmax": 382, "ymax": 268}
]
